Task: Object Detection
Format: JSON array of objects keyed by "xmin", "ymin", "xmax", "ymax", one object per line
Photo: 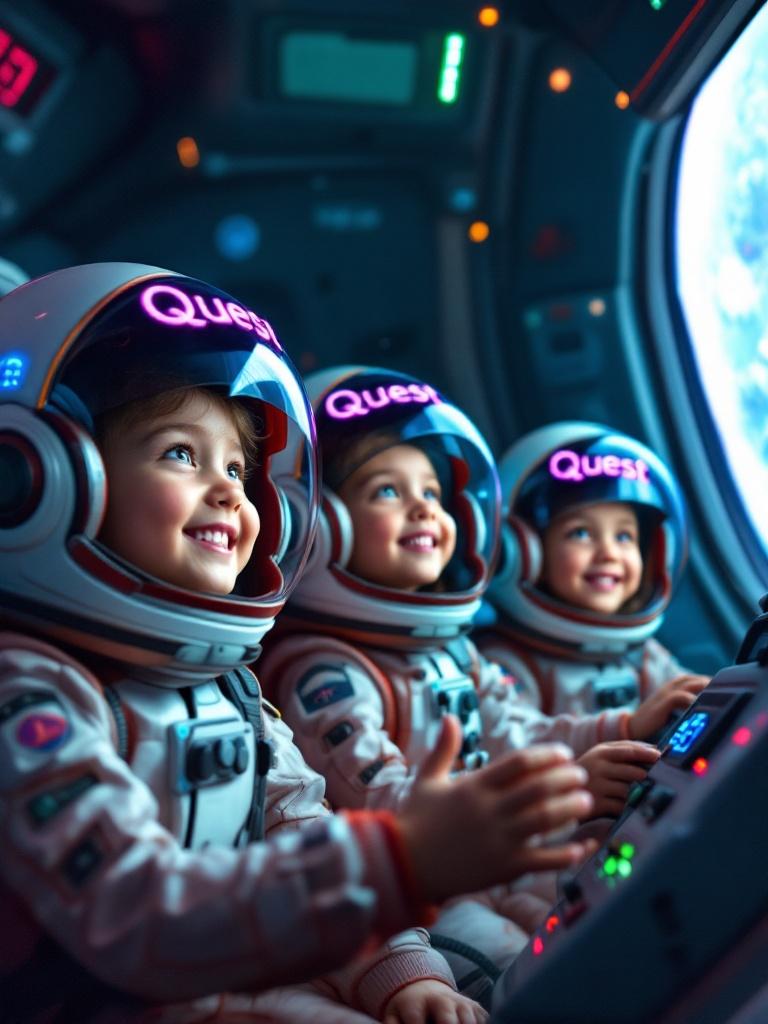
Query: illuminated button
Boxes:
[
  {"xmin": 732, "ymin": 727, "xmax": 752, "ymax": 746},
  {"xmin": 602, "ymin": 856, "xmax": 618, "ymax": 876},
  {"xmin": 532, "ymin": 936, "xmax": 544, "ymax": 956}
]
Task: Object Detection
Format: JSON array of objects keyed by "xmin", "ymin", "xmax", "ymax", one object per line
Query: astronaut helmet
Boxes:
[
  {"xmin": 487, "ymin": 421, "xmax": 687, "ymax": 655},
  {"xmin": 285, "ymin": 366, "xmax": 501, "ymax": 646},
  {"xmin": 0, "ymin": 263, "xmax": 317, "ymax": 683}
]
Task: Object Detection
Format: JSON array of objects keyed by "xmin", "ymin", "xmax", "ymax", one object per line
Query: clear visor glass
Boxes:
[
  {"xmin": 515, "ymin": 432, "xmax": 686, "ymax": 586},
  {"xmin": 316, "ymin": 372, "xmax": 500, "ymax": 587},
  {"xmin": 52, "ymin": 276, "xmax": 318, "ymax": 602}
]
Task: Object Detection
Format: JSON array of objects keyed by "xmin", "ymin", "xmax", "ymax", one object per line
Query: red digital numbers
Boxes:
[{"xmin": 0, "ymin": 28, "xmax": 39, "ymax": 110}]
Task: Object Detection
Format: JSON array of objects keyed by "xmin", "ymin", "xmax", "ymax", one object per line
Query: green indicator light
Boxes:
[
  {"xmin": 603, "ymin": 856, "xmax": 618, "ymax": 876},
  {"xmin": 619, "ymin": 843, "xmax": 635, "ymax": 860},
  {"xmin": 617, "ymin": 859, "xmax": 632, "ymax": 878},
  {"xmin": 438, "ymin": 33, "xmax": 466, "ymax": 104},
  {"xmin": 649, "ymin": 0, "xmax": 667, "ymax": 9}
]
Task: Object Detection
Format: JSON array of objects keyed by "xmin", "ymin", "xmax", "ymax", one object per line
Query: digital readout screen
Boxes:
[
  {"xmin": 279, "ymin": 31, "xmax": 418, "ymax": 106},
  {"xmin": 668, "ymin": 711, "xmax": 710, "ymax": 756},
  {"xmin": 0, "ymin": 26, "xmax": 55, "ymax": 117}
]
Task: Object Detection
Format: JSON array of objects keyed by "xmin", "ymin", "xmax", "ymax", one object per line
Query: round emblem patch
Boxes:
[{"xmin": 16, "ymin": 711, "xmax": 71, "ymax": 751}]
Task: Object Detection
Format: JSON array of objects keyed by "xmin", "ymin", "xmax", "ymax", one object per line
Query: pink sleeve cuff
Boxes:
[{"xmin": 356, "ymin": 950, "xmax": 456, "ymax": 1018}]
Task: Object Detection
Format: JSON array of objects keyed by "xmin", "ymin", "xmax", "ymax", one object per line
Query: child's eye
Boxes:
[
  {"xmin": 566, "ymin": 526, "xmax": 591, "ymax": 541},
  {"xmin": 617, "ymin": 529, "xmax": 637, "ymax": 543},
  {"xmin": 374, "ymin": 483, "xmax": 399, "ymax": 499},
  {"xmin": 163, "ymin": 443, "xmax": 195, "ymax": 466},
  {"xmin": 227, "ymin": 461, "xmax": 246, "ymax": 482},
  {"xmin": 424, "ymin": 486, "xmax": 442, "ymax": 502}
]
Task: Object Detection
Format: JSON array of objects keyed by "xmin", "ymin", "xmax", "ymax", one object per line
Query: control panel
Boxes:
[{"xmin": 491, "ymin": 645, "xmax": 768, "ymax": 1024}]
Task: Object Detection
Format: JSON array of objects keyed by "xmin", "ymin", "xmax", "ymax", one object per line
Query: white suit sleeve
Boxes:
[
  {"xmin": 0, "ymin": 641, "xmax": 431, "ymax": 1004},
  {"xmin": 265, "ymin": 644, "xmax": 417, "ymax": 812},
  {"xmin": 477, "ymin": 653, "xmax": 630, "ymax": 758}
]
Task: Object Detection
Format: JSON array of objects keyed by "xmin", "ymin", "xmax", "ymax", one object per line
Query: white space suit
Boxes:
[
  {"xmin": 0, "ymin": 267, "xmax": 455, "ymax": 1023},
  {"xmin": 477, "ymin": 421, "xmax": 696, "ymax": 733}
]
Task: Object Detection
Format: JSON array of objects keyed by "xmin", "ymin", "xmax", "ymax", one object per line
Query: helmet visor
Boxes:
[
  {"xmin": 316, "ymin": 370, "xmax": 500, "ymax": 589},
  {"xmin": 53, "ymin": 276, "xmax": 317, "ymax": 601}
]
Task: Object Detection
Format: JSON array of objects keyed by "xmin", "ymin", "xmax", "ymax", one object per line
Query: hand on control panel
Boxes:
[
  {"xmin": 628, "ymin": 674, "xmax": 709, "ymax": 741},
  {"xmin": 576, "ymin": 740, "xmax": 660, "ymax": 818}
]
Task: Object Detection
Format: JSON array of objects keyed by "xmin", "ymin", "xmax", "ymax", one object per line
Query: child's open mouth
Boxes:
[
  {"xmin": 399, "ymin": 532, "xmax": 438, "ymax": 551},
  {"xmin": 584, "ymin": 573, "xmax": 622, "ymax": 592},
  {"xmin": 183, "ymin": 525, "xmax": 236, "ymax": 554}
]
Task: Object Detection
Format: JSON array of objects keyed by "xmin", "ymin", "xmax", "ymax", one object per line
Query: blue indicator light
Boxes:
[
  {"xmin": 0, "ymin": 352, "xmax": 28, "ymax": 391},
  {"xmin": 215, "ymin": 214, "xmax": 261, "ymax": 262},
  {"xmin": 668, "ymin": 711, "xmax": 710, "ymax": 754}
]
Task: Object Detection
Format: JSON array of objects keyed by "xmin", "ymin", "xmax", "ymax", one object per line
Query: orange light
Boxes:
[
  {"xmin": 533, "ymin": 936, "xmax": 544, "ymax": 955},
  {"xmin": 177, "ymin": 136, "xmax": 200, "ymax": 169},
  {"xmin": 588, "ymin": 297, "xmax": 606, "ymax": 317},
  {"xmin": 468, "ymin": 220, "xmax": 490, "ymax": 243},
  {"xmin": 549, "ymin": 67, "xmax": 572, "ymax": 93},
  {"xmin": 545, "ymin": 915, "xmax": 560, "ymax": 933},
  {"xmin": 732, "ymin": 726, "xmax": 752, "ymax": 746},
  {"xmin": 615, "ymin": 91, "xmax": 630, "ymax": 110},
  {"xmin": 478, "ymin": 6, "xmax": 500, "ymax": 27},
  {"xmin": 692, "ymin": 757, "xmax": 709, "ymax": 776}
]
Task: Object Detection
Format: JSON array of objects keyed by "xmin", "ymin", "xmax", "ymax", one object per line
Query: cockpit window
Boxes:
[{"xmin": 675, "ymin": 4, "xmax": 768, "ymax": 556}]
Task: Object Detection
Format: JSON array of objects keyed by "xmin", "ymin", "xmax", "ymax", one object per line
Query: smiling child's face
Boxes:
[
  {"xmin": 338, "ymin": 443, "xmax": 457, "ymax": 592},
  {"xmin": 97, "ymin": 390, "xmax": 260, "ymax": 595},
  {"xmin": 540, "ymin": 502, "xmax": 643, "ymax": 615}
]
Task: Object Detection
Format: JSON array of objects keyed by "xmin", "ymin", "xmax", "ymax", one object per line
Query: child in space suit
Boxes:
[
  {"xmin": 0, "ymin": 267, "xmax": 594, "ymax": 1024},
  {"xmin": 259, "ymin": 368, "xmax": 700, "ymax": 1002},
  {"xmin": 475, "ymin": 421, "xmax": 709, "ymax": 817}
]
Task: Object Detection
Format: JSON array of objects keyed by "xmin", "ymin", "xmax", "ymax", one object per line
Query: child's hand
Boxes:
[
  {"xmin": 383, "ymin": 979, "xmax": 487, "ymax": 1024},
  {"xmin": 628, "ymin": 674, "xmax": 709, "ymax": 740},
  {"xmin": 576, "ymin": 740, "xmax": 659, "ymax": 818},
  {"xmin": 399, "ymin": 716, "xmax": 593, "ymax": 905}
]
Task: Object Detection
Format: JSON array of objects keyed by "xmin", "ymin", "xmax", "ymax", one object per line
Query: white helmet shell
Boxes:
[
  {"xmin": 488, "ymin": 421, "xmax": 688, "ymax": 655},
  {"xmin": 286, "ymin": 366, "xmax": 501, "ymax": 646},
  {"xmin": 0, "ymin": 263, "xmax": 318, "ymax": 682}
]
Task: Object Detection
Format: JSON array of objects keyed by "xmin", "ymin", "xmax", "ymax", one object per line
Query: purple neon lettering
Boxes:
[
  {"xmin": 361, "ymin": 386, "xmax": 389, "ymax": 409},
  {"xmin": 388, "ymin": 384, "xmax": 410, "ymax": 403},
  {"xmin": 581, "ymin": 455, "xmax": 602, "ymax": 478},
  {"xmin": 249, "ymin": 311, "xmax": 283, "ymax": 350},
  {"xmin": 325, "ymin": 388, "xmax": 365, "ymax": 419},
  {"xmin": 140, "ymin": 284, "xmax": 280, "ymax": 347},
  {"xmin": 141, "ymin": 285, "xmax": 207, "ymax": 327},
  {"xmin": 226, "ymin": 302, "xmax": 253, "ymax": 331},
  {"xmin": 407, "ymin": 384, "xmax": 430, "ymax": 402},
  {"xmin": 548, "ymin": 448, "xmax": 651, "ymax": 485},
  {"xmin": 324, "ymin": 381, "xmax": 442, "ymax": 421},
  {"xmin": 193, "ymin": 294, "xmax": 231, "ymax": 324}
]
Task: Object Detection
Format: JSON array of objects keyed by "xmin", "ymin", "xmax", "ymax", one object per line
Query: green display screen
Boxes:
[{"xmin": 279, "ymin": 31, "xmax": 418, "ymax": 106}]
